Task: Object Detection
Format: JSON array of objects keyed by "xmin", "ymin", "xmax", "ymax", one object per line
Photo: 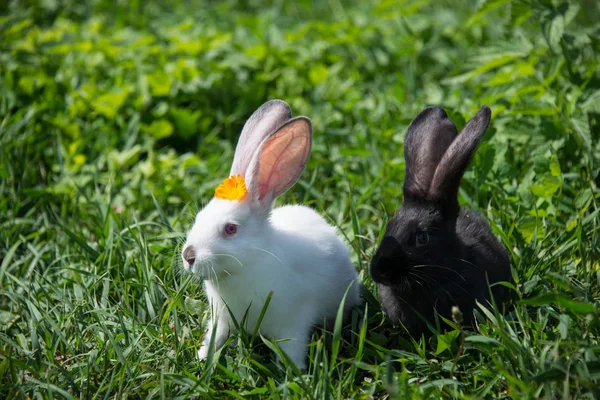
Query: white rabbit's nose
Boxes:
[{"xmin": 183, "ymin": 246, "xmax": 196, "ymax": 265}]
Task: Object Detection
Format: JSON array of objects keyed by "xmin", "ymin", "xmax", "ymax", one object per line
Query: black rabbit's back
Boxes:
[{"xmin": 456, "ymin": 208, "xmax": 511, "ymax": 305}]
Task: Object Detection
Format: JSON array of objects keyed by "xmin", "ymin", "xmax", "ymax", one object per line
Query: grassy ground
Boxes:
[{"xmin": 1, "ymin": 0, "xmax": 599, "ymax": 398}]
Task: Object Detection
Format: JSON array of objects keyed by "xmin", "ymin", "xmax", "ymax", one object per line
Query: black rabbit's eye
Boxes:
[
  {"xmin": 224, "ymin": 223, "xmax": 238, "ymax": 236},
  {"xmin": 416, "ymin": 231, "xmax": 429, "ymax": 246}
]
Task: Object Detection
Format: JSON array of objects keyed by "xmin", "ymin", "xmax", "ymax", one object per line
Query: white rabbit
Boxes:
[{"xmin": 182, "ymin": 100, "xmax": 361, "ymax": 369}]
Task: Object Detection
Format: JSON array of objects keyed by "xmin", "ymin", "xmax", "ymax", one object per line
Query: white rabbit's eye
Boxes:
[
  {"xmin": 416, "ymin": 231, "xmax": 429, "ymax": 246},
  {"xmin": 224, "ymin": 223, "xmax": 238, "ymax": 236}
]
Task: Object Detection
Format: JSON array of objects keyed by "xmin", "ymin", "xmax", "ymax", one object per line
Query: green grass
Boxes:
[{"xmin": 1, "ymin": 0, "xmax": 599, "ymax": 398}]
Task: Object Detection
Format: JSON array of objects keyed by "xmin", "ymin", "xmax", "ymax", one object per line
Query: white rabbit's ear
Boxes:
[
  {"xmin": 230, "ymin": 100, "xmax": 292, "ymax": 177},
  {"xmin": 245, "ymin": 117, "xmax": 312, "ymax": 213}
]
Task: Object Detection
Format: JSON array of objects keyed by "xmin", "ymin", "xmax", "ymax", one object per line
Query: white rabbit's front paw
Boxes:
[
  {"xmin": 197, "ymin": 345, "xmax": 209, "ymax": 360},
  {"xmin": 278, "ymin": 338, "xmax": 308, "ymax": 370}
]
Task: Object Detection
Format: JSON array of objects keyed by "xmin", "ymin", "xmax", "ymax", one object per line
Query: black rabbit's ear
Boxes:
[
  {"xmin": 403, "ymin": 107, "xmax": 458, "ymax": 201},
  {"xmin": 429, "ymin": 106, "xmax": 492, "ymax": 211}
]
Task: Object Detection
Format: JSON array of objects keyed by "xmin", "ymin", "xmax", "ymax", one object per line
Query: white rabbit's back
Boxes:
[
  {"xmin": 271, "ymin": 205, "xmax": 337, "ymax": 242},
  {"xmin": 271, "ymin": 204, "xmax": 361, "ymax": 318}
]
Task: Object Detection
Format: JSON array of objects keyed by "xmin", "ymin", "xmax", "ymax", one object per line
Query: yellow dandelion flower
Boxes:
[{"xmin": 215, "ymin": 174, "xmax": 247, "ymax": 201}]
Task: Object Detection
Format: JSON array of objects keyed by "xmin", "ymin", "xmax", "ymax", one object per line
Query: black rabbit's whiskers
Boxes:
[
  {"xmin": 410, "ymin": 270, "xmax": 460, "ymax": 305},
  {"xmin": 451, "ymin": 257, "xmax": 484, "ymax": 272},
  {"xmin": 412, "ymin": 264, "xmax": 468, "ymax": 282}
]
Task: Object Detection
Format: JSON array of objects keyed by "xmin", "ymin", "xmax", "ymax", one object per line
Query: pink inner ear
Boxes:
[
  {"xmin": 230, "ymin": 101, "xmax": 292, "ymax": 177},
  {"xmin": 256, "ymin": 121, "xmax": 310, "ymax": 201}
]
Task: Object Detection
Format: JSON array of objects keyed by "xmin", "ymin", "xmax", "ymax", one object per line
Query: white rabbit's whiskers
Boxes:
[
  {"xmin": 214, "ymin": 253, "xmax": 244, "ymax": 268},
  {"xmin": 251, "ymin": 246, "xmax": 283, "ymax": 264}
]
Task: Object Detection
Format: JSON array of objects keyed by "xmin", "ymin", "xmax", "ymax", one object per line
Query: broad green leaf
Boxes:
[
  {"xmin": 0, "ymin": 310, "xmax": 19, "ymax": 329},
  {"xmin": 142, "ymin": 119, "xmax": 174, "ymax": 139},
  {"xmin": 517, "ymin": 219, "xmax": 544, "ymax": 243},
  {"xmin": 244, "ymin": 44, "xmax": 267, "ymax": 60},
  {"xmin": 92, "ymin": 89, "xmax": 129, "ymax": 119},
  {"xmin": 184, "ymin": 297, "xmax": 206, "ymax": 316},
  {"xmin": 487, "ymin": 62, "xmax": 535, "ymax": 86},
  {"xmin": 170, "ymin": 108, "xmax": 200, "ymax": 139},
  {"xmin": 147, "ymin": 71, "xmax": 173, "ymax": 97},
  {"xmin": 434, "ymin": 330, "xmax": 460, "ymax": 355},
  {"xmin": 549, "ymin": 157, "xmax": 562, "ymax": 177},
  {"xmin": 108, "ymin": 145, "xmax": 142, "ymax": 169},
  {"xmin": 309, "ymin": 64, "xmax": 329, "ymax": 85},
  {"xmin": 531, "ymin": 175, "xmax": 562, "ymax": 197},
  {"xmin": 558, "ymin": 314, "xmax": 570, "ymax": 339},
  {"xmin": 575, "ymin": 188, "xmax": 593, "ymax": 209},
  {"xmin": 571, "ymin": 112, "xmax": 592, "ymax": 152}
]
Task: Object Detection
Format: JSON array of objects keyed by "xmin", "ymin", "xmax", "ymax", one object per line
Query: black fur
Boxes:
[{"xmin": 370, "ymin": 106, "xmax": 511, "ymax": 337}]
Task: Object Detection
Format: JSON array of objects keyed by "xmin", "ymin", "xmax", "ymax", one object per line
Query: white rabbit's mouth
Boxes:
[
  {"xmin": 185, "ymin": 253, "xmax": 238, "ymax": 281},
  {"xmin": 186, "ymin": 253, "xmax": 210, "ymax": 275}
]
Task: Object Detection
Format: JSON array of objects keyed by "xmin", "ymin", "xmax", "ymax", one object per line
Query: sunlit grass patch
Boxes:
[{"xmin": 0, "ymin": 0, "xmax": 598, "ymax": 398}]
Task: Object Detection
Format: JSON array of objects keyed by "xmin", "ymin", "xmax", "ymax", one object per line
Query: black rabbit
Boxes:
[{"xmin": 370, "ymin": 106, "xmax": 511, "ymax": 337}]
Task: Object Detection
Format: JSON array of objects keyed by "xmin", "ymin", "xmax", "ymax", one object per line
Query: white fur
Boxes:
[
  {"xmin": 183, "ymin": 100, "xmax": 361, "ymax": 369},
  {"xmin": 184, "ymin": 199, "xmax": 360, "ymax": 368}
]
